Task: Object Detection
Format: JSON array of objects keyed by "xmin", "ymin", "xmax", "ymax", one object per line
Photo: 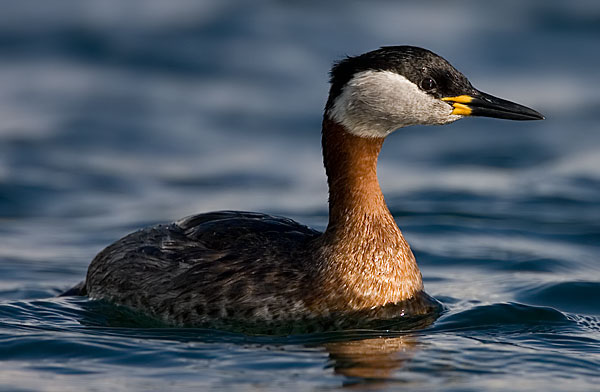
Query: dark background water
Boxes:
[{"xmin": 1, "ymin": 0, "xmax": 599, "ymax": 390}]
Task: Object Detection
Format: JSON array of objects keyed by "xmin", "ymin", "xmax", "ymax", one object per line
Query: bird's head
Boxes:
[{"xmin": 325, "ymin": 46, "xmax": 544, "ymax": 138}]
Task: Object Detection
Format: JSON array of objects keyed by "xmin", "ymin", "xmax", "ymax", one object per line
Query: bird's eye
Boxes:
[{"xmin": 420, "ymin": 77, "xmax": 437, "ymax": 91}]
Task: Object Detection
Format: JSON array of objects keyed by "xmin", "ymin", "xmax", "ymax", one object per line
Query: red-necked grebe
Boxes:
[{"xmin": 77, "ymin": 46, "xmax": 544, "ymax": 329}]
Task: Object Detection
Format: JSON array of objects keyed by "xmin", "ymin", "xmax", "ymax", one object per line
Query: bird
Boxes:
[{"xmin": 75, "ymin": 46, "xmax": 544, "ymax": 332}]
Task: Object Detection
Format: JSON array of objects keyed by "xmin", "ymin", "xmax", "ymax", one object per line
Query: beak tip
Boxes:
[{"xmin": 529, "ymin": 110, "xmax": 545, "ymax": 121}]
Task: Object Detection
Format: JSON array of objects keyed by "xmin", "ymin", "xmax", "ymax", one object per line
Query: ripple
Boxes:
[
  {"xmin": 517, "ymin": 281, "xmax": 600, "ymax": 316},
  {"xmin": 430, "ymin": 302, "xmax": 571, "ymax": 333},
  {"xmin": 1, "ymin": 296, "xmax": 599, "ymax": 390}
]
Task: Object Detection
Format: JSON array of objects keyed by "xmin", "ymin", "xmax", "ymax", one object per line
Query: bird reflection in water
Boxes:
[
  {"xmin": 324, "ymin": 313, "xmax": 436, "ymax": 387},
  {"xmin": 327, "ymin": 335, "xmax": 418, "ymax": 384}
]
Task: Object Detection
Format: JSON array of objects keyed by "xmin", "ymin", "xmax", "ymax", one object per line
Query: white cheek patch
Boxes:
[{"xmin": 327, "ymin": 70, "xmax": 460, "ymax": 138}]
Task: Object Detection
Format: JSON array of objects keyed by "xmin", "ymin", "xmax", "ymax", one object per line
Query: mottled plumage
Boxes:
[{"xmin": 87, "ymin": 212, "xmax": 320, "ymax": 325}]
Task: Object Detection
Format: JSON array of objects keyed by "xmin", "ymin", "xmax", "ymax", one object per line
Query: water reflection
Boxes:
[
  {"xmin": 321, "ymin": 314, "xmax": 436, "ymax": 386},
  {"xmin": 326, "ymin": 334, "xmax": 419, "ymax": 386}
]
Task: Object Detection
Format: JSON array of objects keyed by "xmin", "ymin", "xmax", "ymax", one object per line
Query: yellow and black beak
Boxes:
[{"xmin": 442, "ymin": 91, "xmax": 544, "ymax": 121}]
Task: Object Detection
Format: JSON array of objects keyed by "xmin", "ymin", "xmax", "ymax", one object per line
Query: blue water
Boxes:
[{"xmin": 1, "ymin": 0, "xmax": 599, "ymax": 390}]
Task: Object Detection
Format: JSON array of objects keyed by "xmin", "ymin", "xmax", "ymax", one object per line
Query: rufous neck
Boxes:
[
  {"xmin": 316, "ymin": 116, "xmax": 423, "ymax": 308},
  {"xmin": 321, "ymin": 117, "xmax": 387, "ymax": 230}
]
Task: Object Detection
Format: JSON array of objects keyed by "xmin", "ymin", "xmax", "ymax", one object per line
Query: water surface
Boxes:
[{"xmin": 1, "ymin": 1, "xmax": 599, "ymax": 390}]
